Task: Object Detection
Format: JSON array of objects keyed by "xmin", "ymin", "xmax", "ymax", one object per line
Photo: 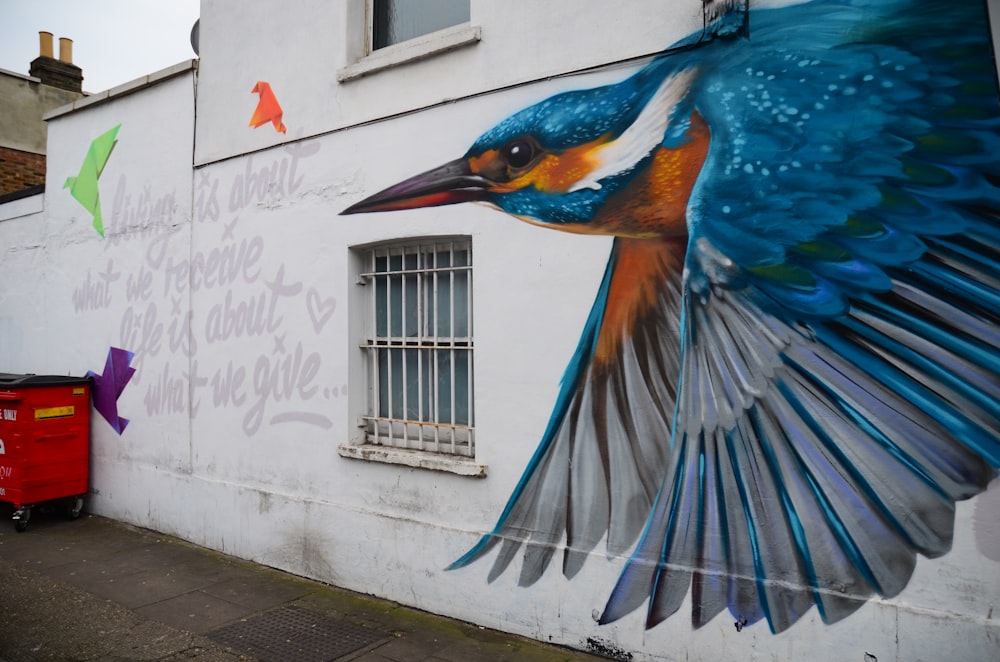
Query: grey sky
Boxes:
[{"xmin": 0, "ymin": 0, "xmax": 200, "ymax": 94}]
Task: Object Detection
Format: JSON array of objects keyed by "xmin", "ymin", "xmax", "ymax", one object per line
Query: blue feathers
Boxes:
[{"xmin": 441, "ymin": 0, "xmax": 1000, "ymax": 635}]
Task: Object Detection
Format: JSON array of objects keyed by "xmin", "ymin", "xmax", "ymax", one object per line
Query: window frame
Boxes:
[
  {"xmin": 368, "ymin": 0, "xmax": 471, "ymax": 52},
  {"xmin": 337, "ymin": 2, "xmax": 480, "ymax": 83},
  {"xmin": 339, "ymin": 236, "xmax": 486, "ymax": 478}
]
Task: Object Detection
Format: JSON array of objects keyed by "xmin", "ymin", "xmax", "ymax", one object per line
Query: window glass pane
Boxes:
[
  {"xmin": 373, "ymin": 0, "xmax": 469, "ymax": 49},
  {"xmin": 377, "ymin": 347, "xmax": 389, "ymax": 414},
  {"xmin": 390, "ymin": 347, "xmax": 403, "ymax": 418},
  {"xmin": 436, "ymin": 277, "xmax": 451, "ymax": 338},
  {"xmin": 434, "ymin": 351, "xmax": 468, "ymax": 425},
  {"xmin": 421, "ymin": 251, "xmax": 434, "ymax": 338},
  {"xmin": 388, "ymin": 254, "xmax": 403, "ymax": 337},
  {"xmin": 420, "ymin": 348, "xmax": 432, "ymax": 421},
  {"xmin": 404, "ymin": 348, "xmax": 421, "ymax": 420},
  {"xmin": 453, "ymin": 350, "xmax": 470, "ymax": 425},
  {"xmin": 375, "ymin": 256, "xmax": 388, "ymax": 337},
  {"xmin": 436, "ymin": 350, "xmax": 453, "ymax": 423},
  {"xmin": 404, "ymin": 252, "xmax": 418, "ymax": 338},
  {"xmin": 376, "ymin": 347, "xmax": 407, "ymax": 419},
  {"xmin": 453, "ymin": 268, "xmax": 468, "ymax": 338},
  {"xmin": 435, "ymin": 249, "xmax": 452, "ymax": 337}
]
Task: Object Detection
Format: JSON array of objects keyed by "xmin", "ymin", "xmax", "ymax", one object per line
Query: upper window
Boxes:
[
  {"xmin": 359, "ymin": 238, "xmax": 475, "ymax": 457},
  {"xmin": 371, "ymin": 0, "xmax": 470, "ymax": 50}
]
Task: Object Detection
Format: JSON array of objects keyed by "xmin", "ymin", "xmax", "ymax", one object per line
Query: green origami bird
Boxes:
[{"xmin": 64, "ymin": 124, "xmax": 121, "ymax": 238}]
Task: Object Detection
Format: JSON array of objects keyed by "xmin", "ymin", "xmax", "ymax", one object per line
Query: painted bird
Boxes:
[
  {"xmin": 250, "ymin": 81, "xmax": 287, "ymax": 134},
  {"xmin": 342, "ymin": 0, "xmax": 1000, "ymax": 633},
  {"xmin": 64, "ymin": 123, "xmax": 121, "ymax": 238}
]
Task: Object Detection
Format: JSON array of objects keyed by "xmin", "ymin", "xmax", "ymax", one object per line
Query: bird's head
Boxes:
[{"xmin": 342, "ymin": 59, "xmax": 702, "ymax": 235}]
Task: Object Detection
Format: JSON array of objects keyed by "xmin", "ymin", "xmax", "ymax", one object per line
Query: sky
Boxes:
[{"xmin": 0, "ymin": 0, "xmax": 200, "ymax": 94}]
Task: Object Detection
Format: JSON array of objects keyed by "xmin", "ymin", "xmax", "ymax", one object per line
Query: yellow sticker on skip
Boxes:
[{"xmin": 35, "ymin": 406, "xmax": 75, "ymax": 420}]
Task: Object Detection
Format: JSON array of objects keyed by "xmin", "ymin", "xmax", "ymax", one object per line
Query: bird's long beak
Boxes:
[{"xmin": 341, "ymin": 157, "xmax": 490, "ymax": 215}]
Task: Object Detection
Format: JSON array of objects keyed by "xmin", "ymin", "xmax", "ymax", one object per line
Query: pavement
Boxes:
[{"xmin": 0, "ymin": 504, "xmax": 608, "ymax": 662}]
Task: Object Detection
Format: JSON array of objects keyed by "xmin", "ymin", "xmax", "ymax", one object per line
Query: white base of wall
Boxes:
[{"xmin": 85, "ymin": 460, "xmax": 1000, "ymax": 662}]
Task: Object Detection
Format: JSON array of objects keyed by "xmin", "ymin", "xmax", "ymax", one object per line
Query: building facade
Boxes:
[
  {"xmin": 2, "ymin": 2, "xmax": 1000, "ymax": 660},
  {"xmin": 0, "ymin": 32, "xmax": 84, "ymax": 198}
]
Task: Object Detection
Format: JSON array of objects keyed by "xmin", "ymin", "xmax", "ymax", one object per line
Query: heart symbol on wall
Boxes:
[{"xmin": 306, "ymin": 288, "xmax": 336, "ymax": 333}]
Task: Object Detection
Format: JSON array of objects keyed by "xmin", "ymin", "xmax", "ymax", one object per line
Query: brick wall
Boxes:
[{"xmin": 0, "ymin": 146, "xmax": 46, "ymax": 196}]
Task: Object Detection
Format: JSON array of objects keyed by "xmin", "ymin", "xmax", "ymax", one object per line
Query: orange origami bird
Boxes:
[{"xmin": 249, "ymin": 81, "xmax": 286, "ymax": 134}]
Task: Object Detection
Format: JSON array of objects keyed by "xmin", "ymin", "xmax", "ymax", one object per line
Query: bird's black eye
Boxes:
[{"xmin": 502, "ymin": 139, "xmax": 536, "ymax": 169}]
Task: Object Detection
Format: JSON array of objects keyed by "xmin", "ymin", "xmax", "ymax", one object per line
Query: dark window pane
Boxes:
[
  {"xmin": 375, "ymin": 256, "xmax": 388, "ymax": 337},
  {"xmin": 436, "ymin": 350, "xmax": 452, "ymax": 423},
  {"xmin": 373, "ymin": 0, "xmax": 469, "ymax": 49},
  {"xmin": 389, "ymin": 272, "xmax": 403, "ymax": 337},
  {"xmin": 453, "ymin": 350, "xmax": 470, "ymax": 425},
  {"xmin": 436, "ymin": 270, "xmax": 451, "ymax": 337},
  {"xmin": 404, "ymin": 347, "xmax": 420, "ymax": 419},
  {"xmin": 377, "ymin": 347, "xmax": 389, "ymax": 415},
  {"xmin": 453, "ymin": 268, "xmax": 469, "ymax": 337}
]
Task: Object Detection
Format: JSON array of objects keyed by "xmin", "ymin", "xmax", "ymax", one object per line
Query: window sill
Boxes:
[
  {"xmin": 337, "ymin": 23, "xmax": 481, "ymax": 83},
  {"xmin": 338, "ymin": 443, "xmax": 487, "ymax": 477}
]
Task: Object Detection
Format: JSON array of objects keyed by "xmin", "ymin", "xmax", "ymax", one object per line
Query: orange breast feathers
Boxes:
[
  {"xmin": 592, "ymin": 111, "xmax": 710, "ymax": 238},
  {"xmin": 592, "ymin": 237, "xmax": 686, "ymax": 376}
]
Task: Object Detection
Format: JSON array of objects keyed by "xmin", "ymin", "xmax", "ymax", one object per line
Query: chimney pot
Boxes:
[
  {"xmin": 58, "ymin": 37, "xmax": 73, "ymax": 64},
  {"xmin": 39, "ymin": 31, "xmax": 54, "ymax": 58},
  {"xmin": 29, "ymin": 34, "xmax": 83, "ymax": 93}
]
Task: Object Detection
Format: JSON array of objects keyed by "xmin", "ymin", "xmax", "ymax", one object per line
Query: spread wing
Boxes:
[
  {"xmin": 450, "ymin": 237, "xmax": 686, "ymax": 584},
  {"xmin": 447, "ymin": 0, "xmax": 746, "ymax": 586},
  {"xmin": 602, "ymin": 0, "xmax": 1000, "ymax": 632}
]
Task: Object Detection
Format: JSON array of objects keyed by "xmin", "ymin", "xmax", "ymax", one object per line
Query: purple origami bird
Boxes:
[{"xmin": 88, "ymin": 347, "xmax": 135, "ymax": 434}]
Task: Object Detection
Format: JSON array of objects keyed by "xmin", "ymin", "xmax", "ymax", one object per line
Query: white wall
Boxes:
[
  {"xmin": 2, "ymin": 1, "xmax": 1000, "ymax": 660},
  {"xmin": 193, "ymin": 0, "xmax": 706, "ymax": 165}
]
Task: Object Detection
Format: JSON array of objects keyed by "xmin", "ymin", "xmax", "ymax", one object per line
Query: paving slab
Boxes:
[
  {"xmin": 200, "ymin": 568, "xmax": 316, "ymax": 610},
  {"xmin": 0, "ymin": 506, "xmax": 608, "ymax": 661},
  {"xmin": 136, "ymin": 590, "xmax": 259, "ymax": 634}
]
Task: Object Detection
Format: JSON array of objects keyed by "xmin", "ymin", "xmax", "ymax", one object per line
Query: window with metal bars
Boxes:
[{"xmin": 360, "ymin": 239, "xmax": 474, "ymax": 456}]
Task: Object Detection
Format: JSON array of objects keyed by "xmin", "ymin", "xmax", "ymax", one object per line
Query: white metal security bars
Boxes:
[{"xmin": 361, "ymin": 240, "xmax": 474, "ymax": 456}]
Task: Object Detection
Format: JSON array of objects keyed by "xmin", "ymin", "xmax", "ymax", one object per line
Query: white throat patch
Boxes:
[{"xmin": 569, "ymin": 67, "xmax": 697, "ymax": 192}]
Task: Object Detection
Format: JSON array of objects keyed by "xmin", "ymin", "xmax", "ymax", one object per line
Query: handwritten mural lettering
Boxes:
[
  {"xmin": 203, "ymin": 265, "xmax": 301, "ymax": 343},
  {"xmin": 227, "ymin": 140, "xmax": 318, "ymax": 213},
  {"xmin": 126, "ymin": 265, "xmax": 153, "ymax": 302},
  {"xmin": 120, "ymin": 302, "xmax": 163, "ymax": 376},
  {"xmin": 107, "ymin": 176, "xmax": 178, "ymax": 246},
  {"xmin": 72, "ymin": 260, "xmax": 120, "ymax": 312},
  {"xmin": 143, "ymin": 361, "xmax": 187, "ymax": 416},
  {"xmin": 195, "ymin": 171, "xmax": 221, "ymax": 223},
  {"xmin": 211, "ymin": 361, "xmax": 247, "ymax": 408},
  {"xmin": 167, "ymin": 310, "xmax": 197, "ymax": 357},
  {"xmin": 75, "ymin": 142, "xmax": 330, "ymax": 436},
  {"xmin": 306, "ymin": 288, "xmax": 336, "ymax": 333},
  {"xmin": 243, "ymin": 341, "xmax": 321, "ymax": 436},
  {"xmin": 192, "ymin": 236, "xmax": 263, "ymax": 291},
  {"xmin": 162, "ymin": 235, "xmax": 264, "ymax": 297}
]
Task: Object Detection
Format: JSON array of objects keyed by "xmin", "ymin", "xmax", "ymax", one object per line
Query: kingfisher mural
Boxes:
[{"xmin": 343, "ymin": 0, "xmax": 1000, "ymax": 634}]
